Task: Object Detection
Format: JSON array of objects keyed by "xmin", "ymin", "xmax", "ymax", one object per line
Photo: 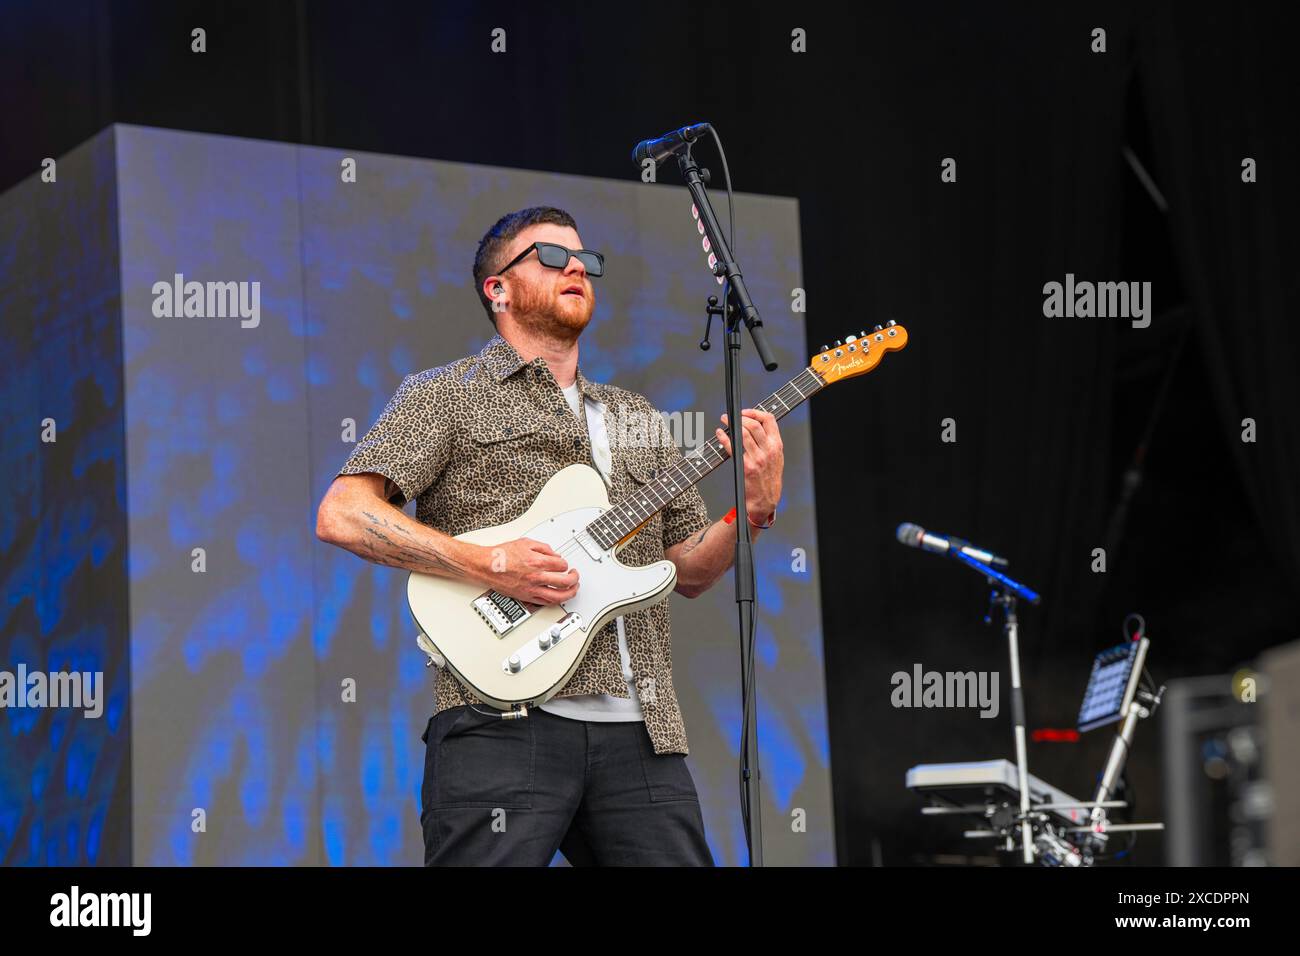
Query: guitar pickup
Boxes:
[
  {"xmin": 577, "ymin": 531, "xmax": 606, "ymax": 562},
  {"xmin": 473, "ymin": 589, "xmax": 532, "ymax": 636}
]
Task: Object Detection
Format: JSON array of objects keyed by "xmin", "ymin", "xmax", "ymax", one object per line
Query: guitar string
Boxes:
[
  {"xmin": 555, "ymin": 372, "xmax": 816, "ymax": 556},
  {"xmin": 526, "ymin": 370, "xmax": 825, "ymax": 579},
  {"xmin": 557, "ymin": 369, "xmax": 822, "ymax": 559}
]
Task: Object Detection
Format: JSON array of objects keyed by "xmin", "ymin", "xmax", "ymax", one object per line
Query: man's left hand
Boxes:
[{"xmin": 716, "ymin": 409, "xmax": 784, "ymax": 523}]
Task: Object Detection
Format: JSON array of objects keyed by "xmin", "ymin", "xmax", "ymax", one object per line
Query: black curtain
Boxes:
[
  {"xmin": 1137, "ymin": 2, "xmax": 1300, "ymax": 587},
  {"xmin": 804, "ymin": 3, "xmax": 1145, "ymax": 863}
]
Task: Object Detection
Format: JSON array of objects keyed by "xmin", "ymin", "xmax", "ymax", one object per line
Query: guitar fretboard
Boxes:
[{"xmin": 585, "ymin": 365, "xmax": 826, "ymax": 550}]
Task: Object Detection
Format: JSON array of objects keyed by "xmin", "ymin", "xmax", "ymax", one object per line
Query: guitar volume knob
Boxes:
[{"xmin": 508, "ymin": 655, "xmax": 521, "ymax": 672}]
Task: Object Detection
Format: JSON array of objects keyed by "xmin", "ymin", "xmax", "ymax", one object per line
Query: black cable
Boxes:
[
  {"xmin": 707, "ymin": 127, "xmax": 736, "ymax": 254},
  {"xmin": 1140, "ymin": 666, "xmax": 1157, "ymax": 693},
  {"xmin": 1101, "ymin": 317, "xmax": 1190, "ymax": 562},
  {"xmin": 738, "ymin": 599, "xmax": 759, "ymax": 860}
]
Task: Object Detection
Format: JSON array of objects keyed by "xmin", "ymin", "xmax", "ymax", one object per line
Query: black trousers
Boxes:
[{"xmin": 419, "ymin": 704, "xmax": 714, "ymax": 866}]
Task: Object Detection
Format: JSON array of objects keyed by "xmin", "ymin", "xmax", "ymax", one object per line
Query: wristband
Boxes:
[{"xmin": 722, "ymin": 507, "xmax": 776, "ymax": 530}]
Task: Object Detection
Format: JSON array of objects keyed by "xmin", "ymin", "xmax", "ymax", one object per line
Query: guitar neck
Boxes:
[{"xmin": 585, "ymin": 365, "xmax": 827, "ymax": 549}]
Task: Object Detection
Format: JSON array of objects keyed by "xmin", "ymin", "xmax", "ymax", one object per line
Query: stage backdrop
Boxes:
[{"xmin": 1, "ymin": 123, "xmax": 832, "ymax": 865}]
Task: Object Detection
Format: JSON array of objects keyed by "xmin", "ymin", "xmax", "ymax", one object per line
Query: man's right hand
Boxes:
[{"xmin": 476, "ymin": 537, "xmax": 580, "ymax": 606}]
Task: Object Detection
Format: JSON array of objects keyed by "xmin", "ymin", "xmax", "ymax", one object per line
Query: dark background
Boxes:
[{"xmin": 4, "ymin": 0, "xmax": 1297, "ymax": 865}]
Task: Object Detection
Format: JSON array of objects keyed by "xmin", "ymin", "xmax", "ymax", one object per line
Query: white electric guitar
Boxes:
[{"xmin": 409, "ymin": 325, "xmax": 909, "ymax": 708}]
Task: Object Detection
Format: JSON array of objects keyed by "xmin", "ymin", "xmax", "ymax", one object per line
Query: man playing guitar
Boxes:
[{"xmin": 315, "ymin": 206, "xmax": 783, "ymax": 866}]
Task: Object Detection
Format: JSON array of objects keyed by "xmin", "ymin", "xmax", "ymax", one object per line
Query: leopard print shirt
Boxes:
[{"xmin": 336, "ymin": 332, "xmax": 713, "ymax": 755}]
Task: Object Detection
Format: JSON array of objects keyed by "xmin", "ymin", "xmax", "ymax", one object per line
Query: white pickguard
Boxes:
[{"xmin": 406, "ymin": 463, "xmax": 677, "ymax": 707}]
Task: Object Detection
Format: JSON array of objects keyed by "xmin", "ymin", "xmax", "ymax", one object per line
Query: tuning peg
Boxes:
[
  {"xmin": 858, "ymin": 330, "xmax": 867, "ymax": 338},
  {"xmin": 872, "ymin": 324, "xmax": 883, "ymax": 333},
  {"xmin": 887, "ymin": 319, "xmax": 897, "ymax": 327},
  {"xmin": 833, "ymin": 340, "xmax": 842, "ymax": 347},
  {"xmin": 819, "ymin": 343, "xmax": 829, "ymax": 352}
]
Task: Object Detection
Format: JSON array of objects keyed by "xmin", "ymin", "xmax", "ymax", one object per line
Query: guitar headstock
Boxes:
[{"xmin": 809, "ymin": 322, "xmax": 909, "ymax": 385}]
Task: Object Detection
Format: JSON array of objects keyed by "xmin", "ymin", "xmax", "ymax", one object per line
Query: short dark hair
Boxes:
[{"xmin": 473, "ymin": 206, "xmax": 579, "ymax": 324}]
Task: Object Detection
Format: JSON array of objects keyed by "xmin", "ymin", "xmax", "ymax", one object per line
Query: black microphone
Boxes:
[
  {"xmin": 632, "ymin": 123, "xmax": 712, "ymax": 167},
  {"xmin": 896, "ymin": 522, "xmax": 1009, "ymax": 568}
]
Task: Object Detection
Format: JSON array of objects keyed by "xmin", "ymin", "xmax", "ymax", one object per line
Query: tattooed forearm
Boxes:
[
  {"xmin": 318, "ymin": 501, "xmax": 476, "ymax": 579},
  {"xmin": 317, "ymin": 474, "xmax": 488, "ymax": 582},
  {"xmin": 679, "ymin": 523, "xmax": 712, "ymax": 556},
  {"xmin": 669, "ymin": 512, "xmax": 767, "ymax": 597},
  {"xmin": 360, "ymin": 526, "xmax": 465, "ymax": 574},
  {"xmin": 356, "ymin": 510, "xmax": 467, "ymax": 575}
]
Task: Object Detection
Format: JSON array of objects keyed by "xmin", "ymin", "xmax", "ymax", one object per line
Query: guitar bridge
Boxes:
[{"xmin": 472, "ymin": 589, "xmax": 532, "ymax": 636}]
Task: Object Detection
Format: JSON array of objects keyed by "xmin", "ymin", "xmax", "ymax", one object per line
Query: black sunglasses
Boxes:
[{"xmin": 497, "ymin": 241, "xmax": 605, "ymax": 278}]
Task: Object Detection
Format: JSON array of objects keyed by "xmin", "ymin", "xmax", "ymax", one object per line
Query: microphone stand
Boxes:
[
  {"xmin": 952, "ymin": 551, "xmax": 1042, "ymax": 864},
  {"xmin": 677, "ymin": 143, "xmax": 774, "ymax": 866}
]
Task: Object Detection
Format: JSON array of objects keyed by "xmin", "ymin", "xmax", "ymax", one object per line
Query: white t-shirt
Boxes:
[{"xmin": 535, "ymin": 381, "xmax": 645, "ymax": 722}]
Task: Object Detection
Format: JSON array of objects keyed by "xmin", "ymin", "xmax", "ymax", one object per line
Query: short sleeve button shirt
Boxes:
[{"xmin": 336, "ymin": 333, "xmax": 712, "ymax": 755}]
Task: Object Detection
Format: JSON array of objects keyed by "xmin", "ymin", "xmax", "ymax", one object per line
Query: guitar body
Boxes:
[
  {"xmin": 405, "ymin": 324, "xmax": 909, "ymax": 708},
  {"xmin": 406, "ymin": 463, "xmax": 678, "ymax": 708}
]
